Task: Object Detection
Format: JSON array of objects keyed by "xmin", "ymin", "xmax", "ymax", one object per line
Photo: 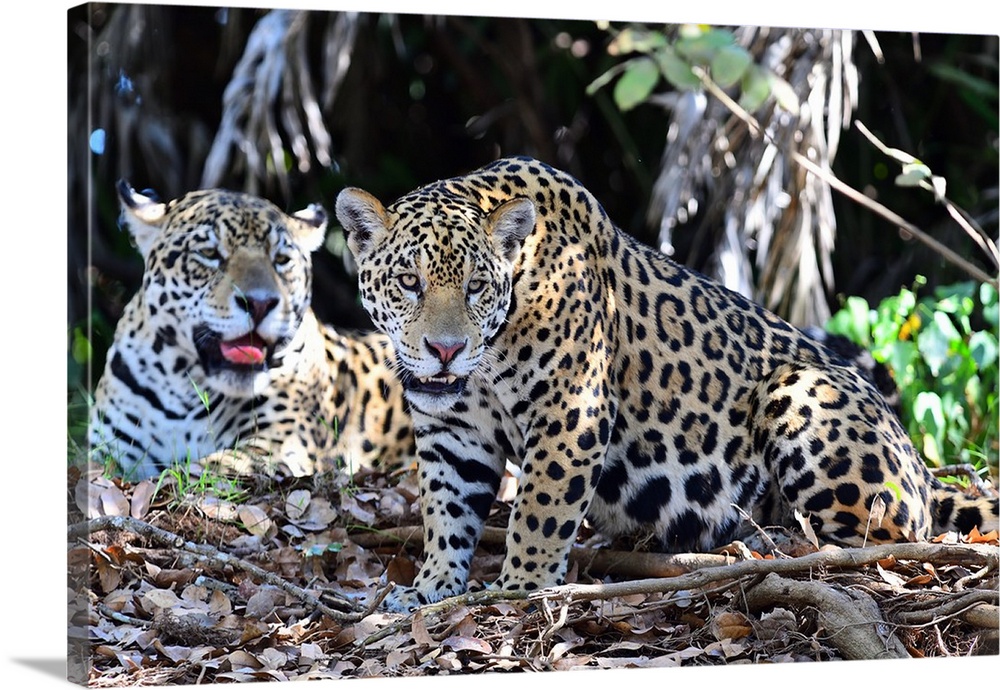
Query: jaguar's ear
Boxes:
[
  {"xmin": 487, "ymin": 197, "xmax": 536, "ymax": 263},
  {"xmin": 290, "ymin": 203, "xmax": 328, "ymax": 254},
  {"xmin": 336, "ymin": 188, "xmax": 389, "ymax": 261},
  {"xmin": 116, "ymin": 179, "xmax": 166, "ymax": 258}
]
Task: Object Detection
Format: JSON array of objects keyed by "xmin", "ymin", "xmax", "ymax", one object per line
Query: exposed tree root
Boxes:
[
  {"xmin": 528, "ymin": 542, "xmax": 998, "ymax": 604},
  {"xmin": 742, "ymin": 572, "xmax": 909, "ymax": 660}
]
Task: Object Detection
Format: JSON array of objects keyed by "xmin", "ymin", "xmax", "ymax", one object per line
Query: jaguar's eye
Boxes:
[
  {"xmin": 197, "ymin": 247, "xmax": 222, "ymax": 263},
  {"xmin": 274, "ymin": 253, "xmax": 291, "ymax": 267},
  {"xmin": 467, "ymin": 278, "xmax": 486, "ymax": 295},
  {"xmin": 397, "ymin": 273, "xmax": 421, "ymax": 292}
]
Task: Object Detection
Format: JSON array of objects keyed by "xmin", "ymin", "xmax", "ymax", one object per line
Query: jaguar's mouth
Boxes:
[
  {"xmin": 399, "ymin": 370, "xmax": 467, "ymax": 396},
  {"xmin": 194, "ymin": 326, "xmax": 280, "ymax": 374},
  {"xmin": 220, "ymin": 333, "xmax": 268, "ymax": 366}
]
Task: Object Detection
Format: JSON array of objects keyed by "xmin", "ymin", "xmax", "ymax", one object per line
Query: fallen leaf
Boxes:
[
  {"xmin": 352, "ymin": 613, "xmax": 398, "ymax": 640},
  {"xmin": 198, "ymin": 495, "xmax": 239, "ymax": 522},
  {"xmin": 756, "ymin": 608, "xmax": 798, "ymax": 642},
  {"xmin": 95, "ymin": 557, "xmax": 121, "ymax": 593},
  {"xmin": 967, "ymin": 527, "xmax": 999, "ymax": 544},
  {"xmin": 130, "ymin": 480, "xmax": 157, "ymax": 519},
  {"xmin": 225, "ymin": 649, "xmax": 262, "ymax": 671},
  {"xmin": 433, "ymin": 651, "xmax": 461, "ymax": 671},
  {"xmin": 497, "ymin": 472, "xmax": 519, "ymax": 503},
  {"xmin": 552, "ymin": 654, "xmax": 592, "ymax": 671},
  {"xmin": 152, "ymin": 640, "xmax": 192, "ymax": 664},
  {"xmin": 442, "ymin": 635, "xmax": 491, "ymax": 654},
  {"xmin": 867, "ymin": 494, "xmax": 887, "ymax": 531},
  {"xmin": 793, "ymin": 509, "xmax": 819, "ymax": 549},
  {"xmin": 141, "ymin": 588, "xmax": 182, "ymax": 612},
  {"xmin": 876, "ymin": 562, "xmax": 907, "ymax": 590},
  {"xmin": 410, "ymin": 610, "xmax": 434, "ymax": 647},
  {"xmin": 341, "ymin": 494, "xmax": 377, "ymax": 525},
  {"xmin": 238, "ymin": 504, "xmax": 272, "ymax": 537},
  {"xmin": 386, "ymin": 648, "xmax": 415, "ymax": 669},
  {"xmin": 713, "ymin": 611, "xmax": 752, "ymax": 641},
  {"xmin": 99, "ymin": 482, "xmax": 130, "ymax": 517},
  {"xmin": 294, "ymin": 497, "xmax": 339, "ymax": 530},
  {"xmin": 245, "ymin": 586, "xmax": 284, "ymax": 619},
  {"xmin": 285, "ymin": 489, "xmax": 311, "ymax": 521},
  {"xmin": 385, "ymin": 555, "xmax": 416, "ymax": 586},
  {"xmin": 357, "ymin": 658, "xmax": 386, "ymax": 677},
  {"xmin": 704, "ymin": 639, "xmax": 745, "ymax": 658},
  {"xmin": 258, "ymin": 647, "xmax": 289, "ymax": 670},
  {"xmin": 238, "ymin": 619, "xmax": 270, "ymax": 645},
  {"xmin": 877, "ymin": 555, "xmax": 897, "ymax": 569}
]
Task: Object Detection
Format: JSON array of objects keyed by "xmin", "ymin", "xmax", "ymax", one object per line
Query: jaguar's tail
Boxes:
[{"xmin": 930, "ymin": 480, "xmax": 999, "ymax": 537}]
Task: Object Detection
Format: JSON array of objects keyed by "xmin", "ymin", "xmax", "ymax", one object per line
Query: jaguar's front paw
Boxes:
[
  {"xmin": 381, "ymin": 585, "xmax": 429, "ymax": 613},
  {"xmin": 380, "ymin": 580, "xmax": 469, "ymax": 613}
]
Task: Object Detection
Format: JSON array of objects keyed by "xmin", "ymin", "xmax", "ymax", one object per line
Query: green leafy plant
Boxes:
[
  {"xmin": 587, "ymin": 24, "xmax": 799, "ymax": 114},
  {"xmin": 826, "ymin": 277, "xmax": 999, "ymax": 477}
]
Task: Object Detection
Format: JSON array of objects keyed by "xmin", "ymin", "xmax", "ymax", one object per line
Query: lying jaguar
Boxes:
[
  {"xmin": 336, "ymin": 156, "xmax": 999, "ymax": 611},
  {"xmin": 89, "ymin": 182, "xmax": 414, "ymax": 480}
]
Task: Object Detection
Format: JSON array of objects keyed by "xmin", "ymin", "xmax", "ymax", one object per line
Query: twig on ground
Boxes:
[
  {"xmin": 528, "ymin": 541, "xmax": 998, "ymax": 604},
  {"xmin": 69, "ymin": 515, "xmax": 364, "ymax": 622}
]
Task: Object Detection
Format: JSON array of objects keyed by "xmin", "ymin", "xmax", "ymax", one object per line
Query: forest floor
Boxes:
[{"xmin": 67, "ymin": 461, "xmax": 999, "ymax": 686}]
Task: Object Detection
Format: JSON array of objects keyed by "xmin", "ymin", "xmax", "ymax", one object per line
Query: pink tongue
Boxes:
[{"xmin": 220, "ymin": 335, "xmax": 266, "ymax": 365}]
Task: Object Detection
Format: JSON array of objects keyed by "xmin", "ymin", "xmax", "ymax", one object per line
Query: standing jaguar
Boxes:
[
  {"xmin": 89, "ymin": 182, "xmax": 414, "ymax": 480},
  {"xmin": 336, "ymin": 156, "xmax": 999, "ymax": 611}
]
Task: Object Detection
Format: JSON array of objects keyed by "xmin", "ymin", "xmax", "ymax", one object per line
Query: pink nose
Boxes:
[{"xmin": 425, "ymin": 339, "xmax": 466, "ymax": 365}]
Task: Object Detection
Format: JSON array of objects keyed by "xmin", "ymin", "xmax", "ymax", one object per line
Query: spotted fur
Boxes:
[
  {"xmin": 89, "ymin": 183, "xmax": 414, "ymax": 480},
  {"xmin": 337, "ymin": 156, "xmax": 999, "ymax": 611}
]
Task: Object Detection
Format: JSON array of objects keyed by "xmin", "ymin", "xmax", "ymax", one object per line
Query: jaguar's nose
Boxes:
[
  {"xmin": 235, "ymin": 291, "xmax": 280, "ymax": 325},
  {"xmin": 424, "ymin": 338, "xmax": 467, "ymax": 366}
]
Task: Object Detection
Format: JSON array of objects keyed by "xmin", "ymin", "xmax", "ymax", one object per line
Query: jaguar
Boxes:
[
  {"xmin": 89, "ymin": 182, "xmax": 414, "ymax": 480},
  {"xmin": 335, "ymin": 156, "xmax": 999, "ymax": 611}
]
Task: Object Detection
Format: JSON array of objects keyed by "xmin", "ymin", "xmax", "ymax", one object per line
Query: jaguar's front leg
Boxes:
[
  {"xmin": 493, "ymin": 410, "xmax": 612, "ymax": 593},
  {"xmin": 383, "ymin": 422, "xmax": 505, "ymax": 612}
]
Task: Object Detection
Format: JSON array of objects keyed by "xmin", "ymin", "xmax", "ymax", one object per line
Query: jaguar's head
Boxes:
[
  {"xmin": 336, "ymin": 184, "xmax": 535, "ymax": 411},
  {"xmin": 118, "ymin": 181, "xmax": 327, "ymax": 396}
]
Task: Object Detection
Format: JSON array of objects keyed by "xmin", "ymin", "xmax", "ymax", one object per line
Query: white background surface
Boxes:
[{"xmin": 4, "ymin": 1, "xmax": 997, "ymax": 687}]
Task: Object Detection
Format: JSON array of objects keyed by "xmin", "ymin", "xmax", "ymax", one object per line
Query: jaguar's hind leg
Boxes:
[{"xmin": 749, "ymin": 362, "xmax": 934, "ymax": 545}]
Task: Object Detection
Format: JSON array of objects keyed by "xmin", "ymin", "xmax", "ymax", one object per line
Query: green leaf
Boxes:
[
  {"xmin": 826, "ymin": 295, "xmax": 871, "ymax": 347},
  {"xmin": 980, "ymin": 283, "xmax": 999, "ymax": 327},
  {"xmin": 739, "ymin": 66, "xmax": 770, "ymax": 112},
  {"xmin": 613, "ymin": 56, "xmax": 660, "ymax": 111},
  {"xmin": 608, "ymin": 27, "xmax": 668, "ymax": 55},
  {"xmin": 585, "ymin": 62, "xmax": 627, "ymax": 96},
  {"xmin": 71, "ymin": 327, "xmax": 92, "ymax": 365},
  {"xmin": 922, "ymin": 433, "xmax": 942, "ymax": 465},
  {"xmin": 674, "ymin": 26, "xmax": 734, "ymax": 64},
  {"xmin": 914, "ymin": 391, "xmax": 945, "ymax": 437},
  {"xmin": 917, "ymin": 311, "xmax": 963, "ymax": 376},
  {"xmin": 711, "ymin": 44, "xmax": 752, "ymax": 88},
  {"xmin": 969, "ymin": 331, "xmax": 999, "ymax": 370},
  {"xmin": 883, "ymin": 481, "xmax": 903, "ymax": 502},
  {"xmin": 657, "ymin": 46, "xmax": 701, "ymax": 91},
  {"xmin": 883, "ymin": 340, "xmax": 920, "ymax": 386}
]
